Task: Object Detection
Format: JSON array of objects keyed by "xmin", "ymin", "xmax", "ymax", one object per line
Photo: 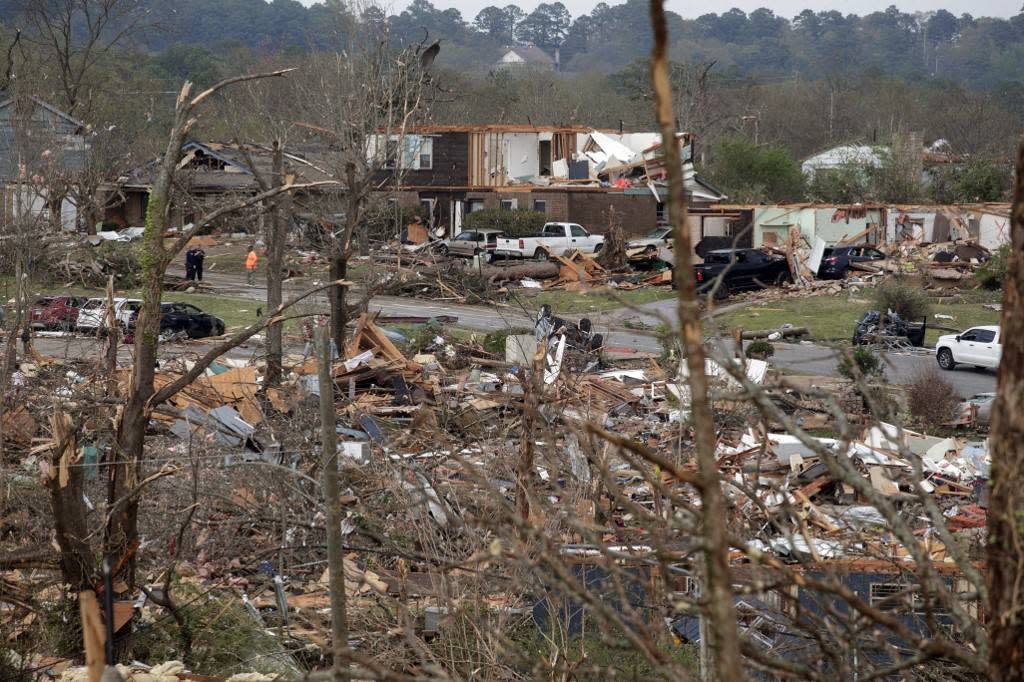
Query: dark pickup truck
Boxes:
[{"xmin": 690, "ymin": 248, "xmax": 791, "ymax": 298}]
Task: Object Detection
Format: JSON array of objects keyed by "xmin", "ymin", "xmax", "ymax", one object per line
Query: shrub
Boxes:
[
  {"xmin": 464, "ymin": 208, "xmax": 546, "ymax": 238},
  {"xmin": 872, "ymin": 281, "xmax": 930, "ymax": 320},
  {"xmin": 837, "ymin": 345, "xmax": 884, "ymax": 381},
  {"xmin": 953, "ymin": 160, "xmax": 1011, "ymax": 202},
  {"xmin": 976, "ymin": 244, "xmax": 1009, "ymax": 290},
  {"xmin": 708, "ymin": 135, "xmax": 805, "ymax": 203},
  {"xmin": 906, "ymin": 366, "xmax": 961, "ymax": 429},
  {"xmin": 745, "ymin": 340, "xmax": 775, "ymax": 359},
  {"xmin": 806, "ymin": 163, "xmax": 872, "ymax": 203}
]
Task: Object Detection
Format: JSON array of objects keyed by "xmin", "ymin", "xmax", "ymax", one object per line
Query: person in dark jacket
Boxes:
[
  {"xmin": 193, "ymin": 247, "xmax": 206, "ymax": 281},
  {"xmin": 185, "ymin": 248, "xmax": 197, "ymax": 281}
]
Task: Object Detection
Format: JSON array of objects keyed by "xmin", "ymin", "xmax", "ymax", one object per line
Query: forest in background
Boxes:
[{"xmin": 0, "ymin": 0, "xmax": 1019, "ymax": 203}]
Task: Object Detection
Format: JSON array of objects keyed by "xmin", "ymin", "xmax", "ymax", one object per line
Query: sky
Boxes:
[{"xmin": 297, "ymin": 0, "xmax": 1019, "ymax": 20}]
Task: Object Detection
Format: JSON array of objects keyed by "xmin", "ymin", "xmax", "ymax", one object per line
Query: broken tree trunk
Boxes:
[
  {"xmin": 988, "ymin": 140, "xmax": 1024, "ymax": 681},
  {"xmin": 265, "ymin": 140, "xmax": 286, "ymax": 387},
  {"xmin": 483, "ymin": 262, "xmax": 559, "ymax": 283},
  {"xmin": 648, "ymin": 0, "xmax": 744, "ymax": 678},
  {"xmin": 741, "ymin": 327, "xmax": 809, "ymax": 340}
]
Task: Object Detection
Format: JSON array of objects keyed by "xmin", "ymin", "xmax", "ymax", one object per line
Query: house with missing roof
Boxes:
[
  {"xmin": 369, "ymin": 124, "xmax": 728, "ymax": 242},
  {"xmin": 106, "ymin": 126, "xmax": 729, "ymax": 246},
  {"xmin": 0, "ymin": 95, "xmax": 88, "ymax": 231},
  {"xmin": 104, "ymin": 141, "xmax": 338, "ymax": 230}
]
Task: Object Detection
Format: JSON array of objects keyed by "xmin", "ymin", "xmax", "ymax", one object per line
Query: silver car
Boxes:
[
  {"xmin": 627, "ymin": 227, "xmax": 673, "ymax": 253},
  {"xmin": 438, "ymin": 229, "xmax": 504, "ymax": 258}
]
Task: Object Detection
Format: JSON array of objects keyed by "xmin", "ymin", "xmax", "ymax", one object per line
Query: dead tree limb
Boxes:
[{"xmin": 647, "ymin": 1, "xmax": 743, "ymax": 678}]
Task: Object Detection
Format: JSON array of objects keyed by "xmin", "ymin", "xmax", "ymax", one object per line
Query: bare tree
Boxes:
[
  {"xmin": 649, "ymin": 0, "xmax": 743, "ymax": 678},
  {"xmin": 15, "ymin": 0, "xmax": 144, "ymax": 116},
  {"xmin": 104, "ymin": 70, "xmax": 337, "ymax": 593},
  {"xmin": 295, "ymin": 30, "xmax": 438, "ymax": 353}
]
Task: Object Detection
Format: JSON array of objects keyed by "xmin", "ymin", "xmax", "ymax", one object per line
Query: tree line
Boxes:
[
  {"xmin": 2, "ymin": 0, "xmax": 1022, "ymax": 87},
  {"xmin": 0, "ymin": 0, "xmax": 1018, "ymax": 206}
]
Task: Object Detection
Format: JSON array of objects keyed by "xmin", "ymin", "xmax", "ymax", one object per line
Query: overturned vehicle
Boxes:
[{"xmin": 852, "ymin": 310, "xmax": 927, "ymax": 347}]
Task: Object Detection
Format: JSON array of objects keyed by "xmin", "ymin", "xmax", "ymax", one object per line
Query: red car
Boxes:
[{"xmin": 29, "ymin": 296, "xmax": 88, "ymax": 330}]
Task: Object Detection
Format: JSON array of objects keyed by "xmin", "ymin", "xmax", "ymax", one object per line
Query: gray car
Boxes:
[{"xmin": 438, "ymin": 229, "xmax": 504, "ymax": 258}]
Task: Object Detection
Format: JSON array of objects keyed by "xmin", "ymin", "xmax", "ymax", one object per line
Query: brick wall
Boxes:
[{"xmin": 566, "ymin": 193, "xmax": 658, "ymax": 237}]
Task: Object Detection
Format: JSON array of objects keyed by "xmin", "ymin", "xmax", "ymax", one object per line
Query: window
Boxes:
[
  {"xmin": 467, "ymin": 200, "xmax": 484, "ymax": 213},
  {"xmin": 870, "ymin": 582, "xmax": 948, "ymax": 617},
  {"xmin": 543, "ymin": 224, "xmax": 563, "ymax": 237},
  {"xmin": 869, "ymin": 583, "xmax": 907, "ymax": 611},
  {"xmin": 867, "ymin": 249, "xmax": 886, "ymax": 259},
  {"xmin": 455, "ymin": 232, "xmax": 475, "ymax": 241},
  {"xmin": 960, "ymin": 330, "xmax": 978, "ymax": 342},
  {"xmin": 538, "ymin": 140, "xmax": 552, "ymax": 176},
  {"xmin": 417, "ymin": 137, "xmax": 433, "ymax": 169},
  {"xmin": 656, "ymin": 202, "xmax": 667, "ymax": 224},
  {"xmin": 569, "ymin": 225, "xmax": 587, "ymax": 237},
  {"xmin": 975, "ymin": 329, "xmax": 996, "ymax": 343},
  {"xmin": 420, "ymin": 198, "xmax": 435, "ymax": 215},
  {"xmin": 500, "ymin": 199, "xmax": 517, "ymax": 211},
  {"xmin": 383, "ymin": 139, "xmax": 398, "ymax": 169},
  {"xmin": 533, "ymin": 199, "xmax": 547, "ymax": 213}
]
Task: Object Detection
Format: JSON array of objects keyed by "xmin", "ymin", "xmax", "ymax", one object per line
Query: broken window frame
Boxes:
[{"xmin": 500, "ymin": 199, "xmax": 517, "ymax": 211}]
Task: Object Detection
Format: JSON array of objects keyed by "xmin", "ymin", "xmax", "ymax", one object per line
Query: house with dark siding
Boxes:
[{"xmin": 369, "ymin": 124, "xmax": 729, "ymax": 243}]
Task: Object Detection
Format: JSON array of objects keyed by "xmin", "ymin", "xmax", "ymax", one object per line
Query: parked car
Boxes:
[
  {"xmin": 77, "ymin": 297, "xmax": 142, "ymax": 333},
  {"xmin": 627, "ymin": 227, "xmax": 673, "ymax": 253},
  {"xmin": 437, "ymin": 229, "xmax": 504, "ymax": 259},
  {"xmin": 936, "ymin": 325, "xmax": 1001, "ymax": 370},
  {"xmin": 852, "ymin": 310, "xmax": 926, "ymax": 346},
  {"xmin": 689, "ymin": 248, "xmax": 790, "ymax": 298},
  {"xmin": 29, "ymin": 296, "xmax": 88, "ymax": 330},
  {"xmin": 128, "ymin": 302, "xmax": 225, "ymax": 339},
  {"xmin": 495, "ymin": 222, "xmax": 604, "ymax": 260},
  {"xmin": 818, "ymin": 245, "xmax": 887, "ymax": 279}
]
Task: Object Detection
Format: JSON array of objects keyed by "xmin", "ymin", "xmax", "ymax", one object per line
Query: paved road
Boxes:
[{"xmin": 11, "ymin": 268, "xmax": 996, "ymax": 397}]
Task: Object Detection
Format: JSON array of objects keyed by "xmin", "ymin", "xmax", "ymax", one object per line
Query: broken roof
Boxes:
[{"xmin": 121, "ymin": 141, "xmax": 338, "ymax": 191}]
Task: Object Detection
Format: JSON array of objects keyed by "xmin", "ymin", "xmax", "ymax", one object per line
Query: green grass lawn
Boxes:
[
  {"xmin": 32, "ymin": 283, "xmax": 278, "ymax": 331},
  {"xmin": 710, "ymin": 290, "xmax": 1003, "ymax": 345},
  {"xmin": 529, "ymin": 287, "xmax": 676, "ymax": 314}
]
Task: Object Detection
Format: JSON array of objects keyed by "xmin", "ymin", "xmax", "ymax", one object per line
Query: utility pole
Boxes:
[{"xmin": 318, "ymin": 326, "xmax": 348, "ymax": 682}]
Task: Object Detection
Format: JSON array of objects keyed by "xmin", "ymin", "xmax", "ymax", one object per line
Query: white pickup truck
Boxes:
[
  {"xmin": 936, "ymin": 325, "xmax": 1001, "ymax": 370},
  {"xmin": 494, "ymin": 222, "xmax": 604, "ymax": 260}
]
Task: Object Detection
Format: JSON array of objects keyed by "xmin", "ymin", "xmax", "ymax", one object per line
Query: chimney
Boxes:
[{"xmin": 554, "ymin": 46, "xmax": 560, "ymax": 72}]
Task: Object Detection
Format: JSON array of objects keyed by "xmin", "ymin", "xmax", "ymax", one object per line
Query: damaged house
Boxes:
[
  {"xmin": 0, "ymin": 96, "xmax": 88, "ymax": 232},
  {"xmin": 369, "ymin": 124, "xmax": 728, "ymax": 241},
  {"xmin": 741, "ymin": 203, "xmax": 1010, "ymax": 252},
  {"xmin": 104, "ymin": 141, "xmax": 338, "ymax": 230}
]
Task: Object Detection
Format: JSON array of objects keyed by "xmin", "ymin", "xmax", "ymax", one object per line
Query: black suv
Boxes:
[
  {"xmin": 818, "ymin": 245, "xmax": 886, "ymax": 279},
  {"xmin": 128, "ymin": 302, "xmax": 226, "ymax": 339}
]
